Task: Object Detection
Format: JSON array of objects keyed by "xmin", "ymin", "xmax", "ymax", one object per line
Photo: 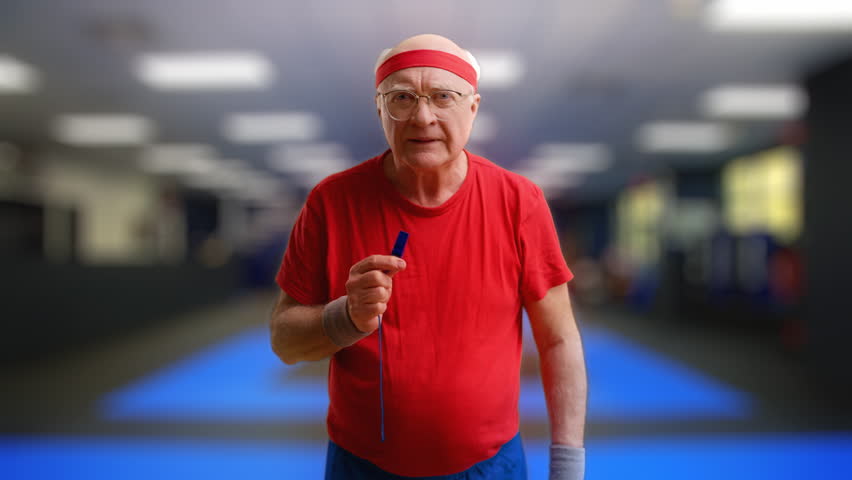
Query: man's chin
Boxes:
[{"xmin": 400, "ymin": 150, "xmax": 451, "ymax": 170}]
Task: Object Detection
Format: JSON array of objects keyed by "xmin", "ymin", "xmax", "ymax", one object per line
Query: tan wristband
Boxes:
[{"xmin": 322, "ymin": 295, "xmax": 370, "ymax": 347}]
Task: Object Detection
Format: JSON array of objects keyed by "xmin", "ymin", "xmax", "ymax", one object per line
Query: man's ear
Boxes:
[{"xmin": 470, "ymin": 93, "xmax": 481, "ymax": 115}]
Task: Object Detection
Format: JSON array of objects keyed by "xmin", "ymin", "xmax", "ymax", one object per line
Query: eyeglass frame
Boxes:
[{"xmin": 375, "ymin": 89, "xmax": 476, "ymax": 121}]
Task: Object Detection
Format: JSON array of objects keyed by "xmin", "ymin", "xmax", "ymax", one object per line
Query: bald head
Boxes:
[
  {"xmin": 390, "ymin": 34, "xmax": 467, "ymax": 60},
  {"xmin": 374, "ymin": 34, "xmax": 480, "ymax": 88}
]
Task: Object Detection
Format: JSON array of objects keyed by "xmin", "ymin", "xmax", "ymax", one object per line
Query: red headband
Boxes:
[{"xmin": 375, "ymin": 49, "xmax": 478, "ymax": 90}]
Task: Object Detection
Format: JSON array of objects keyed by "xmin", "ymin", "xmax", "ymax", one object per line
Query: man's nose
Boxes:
[{"xmin": 411, "ymin": 97, "xmax": 438, "ymax": 125}]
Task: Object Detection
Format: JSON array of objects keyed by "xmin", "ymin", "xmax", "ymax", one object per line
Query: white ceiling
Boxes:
[{"xmin": 2, "ymin": 0, "xmax": 852, "ymax": 202}]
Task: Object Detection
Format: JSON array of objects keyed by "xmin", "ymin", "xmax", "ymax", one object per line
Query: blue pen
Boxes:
[{"xmin": 379, "ymin": 230, "xmax": 408, "ymax": 442}]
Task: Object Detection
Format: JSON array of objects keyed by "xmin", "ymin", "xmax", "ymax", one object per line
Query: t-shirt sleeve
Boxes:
[
  {"xmin": 275, "ymin": 191, "xmax": 329, "ymax": 305},
  {"xmin": 519, "ymin": 187, "xmax": 574, "ymax": 304}
]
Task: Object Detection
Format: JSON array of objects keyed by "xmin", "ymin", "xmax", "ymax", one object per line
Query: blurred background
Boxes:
[{"xmin": 2, "ymin": 0, "xmax": 852, "ymax": 478}]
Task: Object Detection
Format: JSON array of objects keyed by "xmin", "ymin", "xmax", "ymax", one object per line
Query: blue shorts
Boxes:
[{"xmin": 324, "ymin": 432, "xmax": 527, "ymax": 480}]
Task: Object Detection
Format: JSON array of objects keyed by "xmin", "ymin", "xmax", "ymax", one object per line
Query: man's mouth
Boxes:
[{"xmin": 408, "ymin": 138, "xmax": 438, "ymax": 144}]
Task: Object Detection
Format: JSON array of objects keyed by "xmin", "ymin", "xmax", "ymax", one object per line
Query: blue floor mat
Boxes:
[
  {"xmin": 101, "ymin": 326, "xmax": 750, "ymax": 422},
  {"xmin": 3, "ymin": 433, "xmax": 852, "ymax": 480}
]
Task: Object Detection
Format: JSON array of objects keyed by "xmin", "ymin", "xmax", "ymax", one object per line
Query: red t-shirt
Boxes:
[{"xmin": 277, "ymin": 150, "xmax": 572, "ymax": 476}]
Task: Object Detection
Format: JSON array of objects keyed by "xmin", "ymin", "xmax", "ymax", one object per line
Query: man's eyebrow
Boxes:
[{"xmin": 385, "ymin": 83, "xmax": 414, "ymax": 91}]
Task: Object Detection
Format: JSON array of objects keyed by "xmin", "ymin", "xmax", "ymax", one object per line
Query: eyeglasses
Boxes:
[{"xmin": 377, "ymin": 89, "xmax": 474, "ymax": 121}]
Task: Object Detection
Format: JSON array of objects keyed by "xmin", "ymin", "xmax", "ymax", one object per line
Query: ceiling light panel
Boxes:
[
  {"xmin": 181, "ymin": 160, "xmax": 275, "ymax": 195},
  {"xmin": 53, "ymin": 114, "xmax": 154, "ymax": 146},
  {"xmin": 527, "ymin": 143, "xmax": 613, "ymax": 174},
  {"xmin": 0, "ymin": 55, "xmax": 39, "ymax": 93},
  {"xmin": 637, "ymin": 121, "xmax": 732, "ymax": 153},
  {"xmin": 135, "ymin": 51, "xmax": 274, "ymax": 90},
  {"xmin": 470, "ymin": 50, "xmax": 525, "ymax": 89},
  {"xmin": 515, "ymin": 169, "xmax": 585, "ymax": 189},
  {"xmin": 700, "ymin": 84, "xmax": 807, "ymax": 119},
  {"xmin": 268, "ymin": 142, "xmax": 351, "ymax": 175},
  {"xmin": 139, "ymin": 143, "xmax": 217, "ymax": 174},
  {"xmin": 223, "ymin": 112, "xmax": 323, "ymax": 143},
  {"xmin": 706, "ymin": 0, "xmax": 852, "ymax": 33}
]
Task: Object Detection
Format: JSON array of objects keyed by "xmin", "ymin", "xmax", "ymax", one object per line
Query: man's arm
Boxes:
[
  {"xmin": 270, "ymin": 255, "xmax": 406, "ymax": 365},
  {"xmin": 269, "ymin": 291, "xmax": 341, "ymax": 365},
  {"xmin": 526, "ymin": 282, "xmax": 587, "ymax": 478}
]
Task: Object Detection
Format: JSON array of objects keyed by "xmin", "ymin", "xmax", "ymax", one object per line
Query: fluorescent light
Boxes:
[
  {"xmin": 637, "ymin": 121, "xmax": 732, "ymax": 153},
  {"xmin": 274, "ymin": 143, "xmax": 348, "ymax": 160},
  {"xmin": 236, "ymin": 177, "xmax": 283, "ymax": 200},
  {"xmin": 270, "ymin": 156, "xmax": 349, "ymax": 175},
  {"xmin": 510, "ymin": 143, "xmax": 607, "ymax": 195},
  {"xmin": 518, "ymin": 171, "xmax": 584, "ymax": 188},
  {"xmin": 142, "ymin": 156, "xmax": 216, "ymax": 175},
  {"xmin": 135, "ymin": 51, "xmax": 274, "ymax": 90},
  {"xmin": 0, "ymin": 55, "xmax": 38, "ymax": 93},
  {"xmin": 470, "ymin": 50, "xmax": 524, "ymax": 89},
  {"xmin": 183, "ymin": 167, "xmax": 245, "ymax": 190},
  {"xmin": 223, "ymin": 112, "xmax": 323, "ymax": 143},
  {"xmin": 139, "ymin": 143, "xmax": 217, "ymax": 174},
  {"xmin": 700, "ymin": 84, "xmax": 807, "ymax": 119},
  {"xmin": 470, "ymin": 112, "xmax": 498, "ymax": 143},
  {"xmin": 515, "ymin": 168, "xmax": 585, "ymax": 190},
  {"xmin": 527, "ymin": 143, "xmax": 612, "ymax": 173},
  {"xmin": 706, "ymin": 0, "xmax": 852, "ymax": 33},
  {"xmin": 182, "ymin": 160, "xmax": 273, "ymax": 193},
  {"xmin": 192, "ymin": 167, "xmax": 284, "ymax": 201},
  {"xmin": 268, "ymin": 142, "xmax": 351, "ymax": 177},
  {"xmin": 53, "ymin": 114, "xmax": 154, "ymax": 146},
  {"xmin": 142, "ymin": 143, "xmax": 214, "ymax": 161}
]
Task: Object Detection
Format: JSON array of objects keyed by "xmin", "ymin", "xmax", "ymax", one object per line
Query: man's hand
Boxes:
[{"xmin": 345, "ymin": 255, "xmax": 406, "ymax": 333}]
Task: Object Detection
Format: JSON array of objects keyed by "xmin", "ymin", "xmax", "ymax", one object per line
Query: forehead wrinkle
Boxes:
[
  {"xmin": 379, "ymin": 68, "xmax": 472, "ymax": 94},
  {"xmin": 385, "ymin": 82, "xmax": 457, "ymax": 92}
]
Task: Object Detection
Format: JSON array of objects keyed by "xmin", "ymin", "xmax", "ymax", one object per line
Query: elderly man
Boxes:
[{"xmin": 270, "ymin": 34, "xmax": 587, "ymax": 480}]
